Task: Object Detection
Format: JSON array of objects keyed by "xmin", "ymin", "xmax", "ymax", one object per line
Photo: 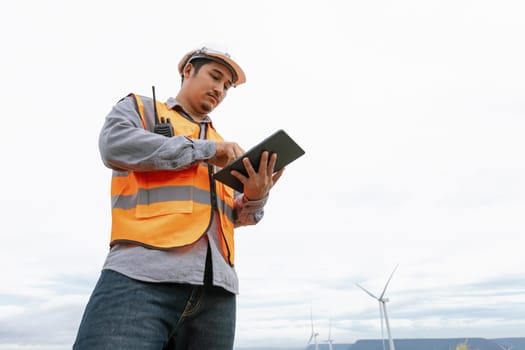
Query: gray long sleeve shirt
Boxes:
[{"xmin": 99, "ymin": 95, "xmax": 267, "ymax": 294}]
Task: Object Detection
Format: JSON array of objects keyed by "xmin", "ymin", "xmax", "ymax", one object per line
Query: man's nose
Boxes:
[{"xmin": 212, "ymin": 83, "xmax": 224, "ymax": 99}]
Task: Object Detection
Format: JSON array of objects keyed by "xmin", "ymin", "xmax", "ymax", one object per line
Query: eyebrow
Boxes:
[
  {"xmin": 211, "ymin": 68, "xmax": 233, "ymax": 85},
  {"xmin": 211, "ymin": 68, "xmax": 225, "ymax": 77}
]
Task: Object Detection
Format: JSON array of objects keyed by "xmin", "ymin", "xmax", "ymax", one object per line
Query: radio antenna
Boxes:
[{"xmin": 152, "ymin": 85, "xmax": 160, "ymax": 124}]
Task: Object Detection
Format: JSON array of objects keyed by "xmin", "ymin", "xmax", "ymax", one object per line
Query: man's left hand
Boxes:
[{"xmin": 230, "ymin": 151, "xmax": 284, "ymax": 200}]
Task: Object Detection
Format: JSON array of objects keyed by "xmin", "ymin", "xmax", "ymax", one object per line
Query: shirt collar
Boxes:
[{"xmin": 166, "ymin": 97, "xmax": 212, "ymax": 123}]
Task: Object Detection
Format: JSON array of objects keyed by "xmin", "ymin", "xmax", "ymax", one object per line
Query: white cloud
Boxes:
[{"xmin": 1, "ymin": 0, "xmax": 524, "ymax": 348}]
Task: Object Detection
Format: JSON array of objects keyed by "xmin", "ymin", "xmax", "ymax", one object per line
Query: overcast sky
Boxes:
[{"xmin": 1, "ymin": 0, "xmax": 524, "ymax": 348}]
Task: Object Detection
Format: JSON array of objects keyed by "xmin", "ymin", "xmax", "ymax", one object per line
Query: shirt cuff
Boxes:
[
  {"xmin": 192, "ymin": 139, "xmax": 216, "ymax": 160},
  {"xmin": 234, "ymin": 194, "xmax": 268, "ymax": 227},
  {"xmin": 241, "ymin": 194, "xmax": 268, "ymax": 208}
]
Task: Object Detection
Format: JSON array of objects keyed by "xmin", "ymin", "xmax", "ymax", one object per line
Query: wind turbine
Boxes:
[
  {"xmin": 306, "ymin": 307, "xmax": 319, "ymax": 350},
  {"xmin": 355, "ymin": 265, "xmax": 399, "ymax": 350},
  {"xmin": 324, "ymin": 319, "xmax": 334, "ymax": 350}
]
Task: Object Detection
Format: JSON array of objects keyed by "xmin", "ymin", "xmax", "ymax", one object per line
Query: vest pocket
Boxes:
[{"xmin": 135, "ymin": 194, "xmax": 193, "ymax": 218}]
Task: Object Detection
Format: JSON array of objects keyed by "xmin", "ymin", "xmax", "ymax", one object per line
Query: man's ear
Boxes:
[{"xmin": 183, "ymin": 63, "xmax": 194, "ymax": 80}]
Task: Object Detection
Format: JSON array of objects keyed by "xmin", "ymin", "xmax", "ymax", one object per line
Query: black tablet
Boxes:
[{"xmin": 213, "ymin": 129, "xmax": 305, "ymax": 192}]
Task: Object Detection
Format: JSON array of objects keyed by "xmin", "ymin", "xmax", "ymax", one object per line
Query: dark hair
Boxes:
[{"xmin": 180, "ymin": 58, "xmax": 211, "ymax": 84}]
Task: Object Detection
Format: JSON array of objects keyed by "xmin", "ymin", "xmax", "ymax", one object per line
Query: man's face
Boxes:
[{"xmin": 182, "ymin": 60, "xmax": 234, "ymax": 115}]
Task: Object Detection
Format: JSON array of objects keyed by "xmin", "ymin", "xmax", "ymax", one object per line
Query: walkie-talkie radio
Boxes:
[{"xmin": 152, "ymin": 86, "xmax": 174, "ymax": 137}]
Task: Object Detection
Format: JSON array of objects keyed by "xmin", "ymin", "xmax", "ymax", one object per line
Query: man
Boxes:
[{"xmin": 74, "ymin": 47, "xmax": 284, "ymax": 349}]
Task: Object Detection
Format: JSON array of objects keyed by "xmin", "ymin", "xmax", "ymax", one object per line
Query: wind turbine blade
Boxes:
[
  {"xmin": 380, "ymin": 264, "xmax": 399, "ymax": 299},
  {"xmin": 307, "ymin": 334, "xmax": 313, "ymax": 344},
  {"xmin": 355, "ymin": 282, "xmax": 379, "ymax": 299}
]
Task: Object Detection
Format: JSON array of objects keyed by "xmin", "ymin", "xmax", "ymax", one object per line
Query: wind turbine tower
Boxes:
[
  {"xmin": 355, "ymin": 265, "xmax": 399, "ymax": 350},
  {"xmin": 324, "ymin": 319, "xmax": 334, "ymax": 350},
  {"xmin": 306, "ymin": 307, "xmax": 319, "ymax": 350}
]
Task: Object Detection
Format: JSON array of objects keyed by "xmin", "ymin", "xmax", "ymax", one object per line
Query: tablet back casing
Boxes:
[{"xmin": 213, "ymin": 129, "xmax": 305, "ymax": 192}]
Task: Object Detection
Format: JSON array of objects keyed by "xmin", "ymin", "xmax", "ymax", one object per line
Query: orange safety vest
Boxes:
[{"xmin": 109, "ymin": 94, "xmax": 236, "ymax": 265}]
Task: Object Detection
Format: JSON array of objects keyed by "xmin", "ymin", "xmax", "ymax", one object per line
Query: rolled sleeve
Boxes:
[
  {"xmin": 99, "ymin": 96, "xmax": 216, "ymax": 171},
  {"xmin": 234, "ymin": 195, "xmax": 268, "ymax": 227}
]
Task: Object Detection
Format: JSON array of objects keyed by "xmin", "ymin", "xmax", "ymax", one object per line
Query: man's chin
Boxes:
[{"xmin": 200, "ymin": 102, "xmax": 215, "ymax": 114}]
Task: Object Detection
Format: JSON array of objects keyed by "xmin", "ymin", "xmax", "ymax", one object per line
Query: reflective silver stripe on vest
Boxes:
[
  {"xmin": 112, "ymin": 185, "xmax": 234, "ymax": 222},
  {"xmin": 216, "ymin": 196, "xmax": 234, "ymax": 222},
  {"xmin": 112, "ymin": 186, "xmax": 208, "ymax": 208}
]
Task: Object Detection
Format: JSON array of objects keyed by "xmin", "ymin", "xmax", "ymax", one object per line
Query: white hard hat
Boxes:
[{"xmin": 178, "ymin": 47, "xmax": 246, "ymax": 87}]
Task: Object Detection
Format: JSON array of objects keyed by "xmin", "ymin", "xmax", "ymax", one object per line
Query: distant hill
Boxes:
[
  {"xmin": 236, "ymin": 337, "xmax": 525, "ymax": 350},
  {"xmin": 350, "ymin": 338, "xmax": 501, "ymax": 350}
]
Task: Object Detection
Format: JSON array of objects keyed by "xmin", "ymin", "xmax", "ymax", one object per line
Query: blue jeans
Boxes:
[{"xmin": 73, "ymin": 269, "xmax": 236, "ymax": 350}]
